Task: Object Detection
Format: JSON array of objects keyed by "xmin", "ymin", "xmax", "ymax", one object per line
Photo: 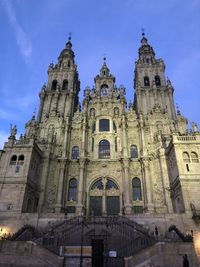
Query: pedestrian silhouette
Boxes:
[
  {"xmin": 183, "ymin": 254, "xmax": 189, "ymax": 267},
  {"xmin": 155, "ymin": 226, "xmax": 158, "ymax": 238}
]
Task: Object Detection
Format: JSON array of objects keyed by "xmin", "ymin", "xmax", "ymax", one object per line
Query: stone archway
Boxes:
[{"xmin": 89, "ymin": 177, "xmax": 120, "ymax": 216}]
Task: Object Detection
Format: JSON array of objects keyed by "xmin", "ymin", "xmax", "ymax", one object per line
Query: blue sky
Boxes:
[{"xmin": 0, "ymin": 0, "xmax": 200, "ymax": 148}]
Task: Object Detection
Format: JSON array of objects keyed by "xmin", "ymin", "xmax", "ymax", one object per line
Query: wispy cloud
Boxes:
[
  {"xmin": 2, "ymin": 0, "xmax": 32, "ymax": 60},
  {"xmin": 0, "ymin": 108, "xmax": 18, "ymax": 120},
  {"xmin": 0, "ymin": 130, "xmax": 9, "ymax": 149}
]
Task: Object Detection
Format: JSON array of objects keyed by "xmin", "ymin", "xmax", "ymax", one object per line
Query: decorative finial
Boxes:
[
  {"xmin": 141, "ymin": 28, "xmax": 145, "ymax": 37},
  {"xmin": 103, "ymin": 53, "xmax": 106, "ymax": 63},
  {"xmin": 68, "ymin": 32, "xmax": 72, "ymax": 41},
  {"xmin": 33, "ymin": 108, "xmax": 36, "ymax": 118},
  {"xmin": 176, "ymin": 103, "xmax": 181, "ymax": 115}
]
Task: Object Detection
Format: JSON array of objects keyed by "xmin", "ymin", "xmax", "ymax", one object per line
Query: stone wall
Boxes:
[
  {"xmin": 125, "ymin": 242, "xmax": 199, "ymax": 267},
  {"xmin": 0, "ymin": 240, "xmax": 64, "ymax": 267}
]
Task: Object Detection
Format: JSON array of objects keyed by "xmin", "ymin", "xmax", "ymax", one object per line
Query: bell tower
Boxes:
[
  {"xmin": 37, "ymin": 37, "xmax": 80, "ymax": 126},
  {"xmin": 35, "ymin": 37, "xmax": 80, "ymax": 213},
  {"xmin": 134, "ymin": 33, "xmax": 176, "ymax": 120}
]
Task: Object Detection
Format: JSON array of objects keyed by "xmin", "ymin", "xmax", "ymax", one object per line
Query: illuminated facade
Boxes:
[{"xmin": 0, "ymin": 35, "xmax": 200, "ymax": 235}]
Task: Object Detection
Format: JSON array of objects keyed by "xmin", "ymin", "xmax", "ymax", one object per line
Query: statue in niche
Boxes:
[
  {"xmin": 56, "ymin": 84, "xmax": 60, "ymax": 91},
  {"xmin": 114, "ymin": 107, "xmax": 119, "ymax": 116},
  {"xmin": 101, "ymin": 85, "xmax": 108, "ymax": 96},
  {"xmin": 48, "ymin": 124, "xmax": 55, "ymax": 142}
]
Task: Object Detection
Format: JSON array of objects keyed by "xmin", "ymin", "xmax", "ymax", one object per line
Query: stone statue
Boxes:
[
  {"xmin": 191, "ymin": 122, "xmax": 198, "ymax": 133},
  {"xmin": 10, "ymin": 125, "xmax": 17, "ymax": 138},
  {"xmin": 167, "ymin": 79, "xmax": 172, "ymax": 87},
  {"xmin": 56, "ymin": 84, "xmax": 60, "ymax": 91}
]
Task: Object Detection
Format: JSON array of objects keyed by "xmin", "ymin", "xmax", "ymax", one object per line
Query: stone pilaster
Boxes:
[
  {"xmin": 55, "ymin": 158, "xmax": 67, "ymax": 213},
  {"xmin": 159, "ymin": 148, "xmax": 173, "ymax": 213},
  {"xmin": 38, "ymin": 149, "xmax": 50, "ymax": 212},
  {"xmin": 141, "ymin": 157, "xmax": 154, "ymax": 212},
  {"xmin": 76, "ymin": 159, "xmax": 86, "ymax": 215},
  {"xmin": 122, "ymin": 159, "xmax": 132, "ymax": 214},
  {"xmin": 37, "ymin": 91, "xmax": 45, "ymax": 122}
]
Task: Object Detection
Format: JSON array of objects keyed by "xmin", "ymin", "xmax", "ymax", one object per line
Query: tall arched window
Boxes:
[
  {"xmin": 130, "ymin": 145, "xmax": 138, "ymax": 159},
  {"xmin": 155, "ymin": 75, "xmax": 161, "ymax": 86},
  {"xmin": 144, "ymin": 76, "xmax": 150, "ymax": 86},
  {"xmin": 67, "ymin": 178, "xmax": 77, "ymax": 201},
  {"xmin": 99, "ymin": 119, "xmax": 110, "ymax": 132},
  {"xmin": 62, "ymin": 79, "xmax": 68, "ymax": 90},
  {"xmin": 72, "ymin": 146, "xmax": 79, "ymax": 159},
  {"xmin": 132, "ymin": 178, "xmax": 142, "ymax": 201},
  {"xmin": 183, "ymin": 152, "xmax": 190, "ymax": 163},
  {"xmin": 10, "ymin": 155, "xmax": 17, "ymax": 165},
  {"xmin": 191, "ymin": 152, "xmax": 199, "ymax": 163},
  {"xmin": 51, "ymin": 80, "xmax": 57, "ymax": 91},
  {"xmin": 18, "ymin": 155, "xmax": 25, "ymax": 165},
  {"xmin": 99, "ymin": 140, "xmax": 110, "ymax": 159}
]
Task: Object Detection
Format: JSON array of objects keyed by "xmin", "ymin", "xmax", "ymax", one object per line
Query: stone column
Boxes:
[
  {"xmin": 55, "ymin": 159, "xmax": 67, "ymax": 213},
  {"xmin": 38, "ymin": 149, "xmax": 50, "ymax": 212},
  {"xmin": 142, "ymin": 158, "xmax": 154, "ymax": 212},
  {"xmin": 102, "ymin": 177, "xmax": 107, "ymax": 216},
  {"xmin": 122, "ymin": 159, "xmax": 132, "ymax": 214},
  {"xmin": 168, "ymin": 88, "xmax": 176, "ymax": 120},
  {"xmin": 63, "ymin": 117, "xmax": 69, "ymax": 158},
  {"xmin": 136, "ymin": 90, "xmax": 142, "ymax": 114},
  {"xmin": 139, "ymin": 114, "xmax": 147, "ymax": 156},
  {"xmin": 122, "ymin": 115, "xmax": 128, "ymax": 157},
  {"xmin": 159, "ymin": 148, "xmax": 173, "ymax": 213},
  {"xmin": 37, "ymin": 92, "xmax": 45, "ymax": 122},
  {"xmin": 76, "ymin": 159, "xmax": 85, "ymax": 215},
  {"xmin": 54, "ymin": 92, "xmax": 59, "ymax": 111}
]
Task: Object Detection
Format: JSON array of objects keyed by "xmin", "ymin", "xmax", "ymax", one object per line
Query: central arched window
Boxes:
[
  {"xmin": 130, "ymin": 145, "xmax": 138, "ymax": 159},
  {"xmin": 91, "ymin": 179, "xmax": 103, "ymax": 190},
  {"xmin": 67, "ymin": 178, "xmax": 77, "ymax": 201},
  {"xmin": 72, "ymin": 146, "xmax": 79, "ymax": 159},
  {"xmin": 99, "ymin": 119, "xmax": 110, "ymax": 131},
  {"xmin": 144, "ymin": 76, "xmax": 150, "ymax": 86},
  {"xmin": 132, "ymin": 178, "xmax": 142, "ymax": 201},
  {"xmin": 99, "ymin": 140, "xmax": 110, "ymax": 159}
]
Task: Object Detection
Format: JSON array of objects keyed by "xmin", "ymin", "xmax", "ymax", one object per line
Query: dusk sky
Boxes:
[{"xmin": 0, "ymin": 0, "xmax": 200, "ymax": 148}]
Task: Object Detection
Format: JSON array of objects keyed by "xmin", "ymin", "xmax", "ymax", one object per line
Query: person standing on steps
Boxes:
[{"xmin": 183, "ymin": 254, "xmax": 189, "ymax": 267}]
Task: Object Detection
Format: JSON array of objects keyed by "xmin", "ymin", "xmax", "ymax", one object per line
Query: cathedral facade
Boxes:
[{"xmin": 0, "ymin": 35, "xmax": 200, "ymax": 233}]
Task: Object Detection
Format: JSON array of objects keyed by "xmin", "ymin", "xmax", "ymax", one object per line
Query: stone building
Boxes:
[{"xmin": 0, "ymin": 34, "xmax": 200, "ymax": 236}]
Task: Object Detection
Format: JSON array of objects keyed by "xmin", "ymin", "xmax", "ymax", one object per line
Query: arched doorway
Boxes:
[{"xmin": 89, "ymin": 178, "xmax": 120, "ymax": 216}]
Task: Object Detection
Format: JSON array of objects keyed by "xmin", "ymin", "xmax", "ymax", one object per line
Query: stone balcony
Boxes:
[{"xmin": 173, "ymin": 134, "xmax": 200, "ymax": 144}]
